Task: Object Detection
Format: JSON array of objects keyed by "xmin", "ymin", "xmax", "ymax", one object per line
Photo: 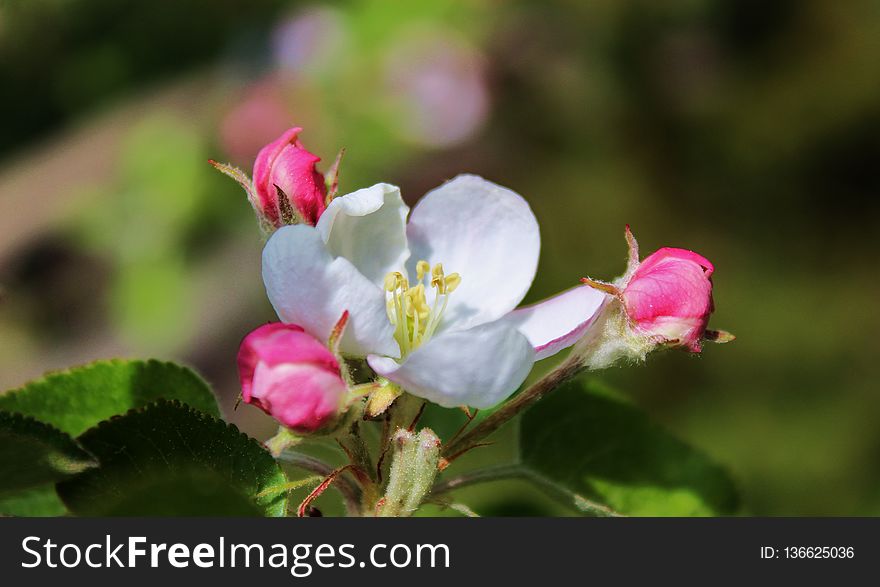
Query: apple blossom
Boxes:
[
  {"xmin": 237, "ymin": 322, "xmax": 347, "ymax": 433},
  {"xmin": 261, "ymin": 175, "xmax": 608, "ymax": 409}
]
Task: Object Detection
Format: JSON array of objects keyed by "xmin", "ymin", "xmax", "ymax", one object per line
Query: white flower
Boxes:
[{"xmin": 262, "ymin": 174, "xmax": 607, "ymax": 408}]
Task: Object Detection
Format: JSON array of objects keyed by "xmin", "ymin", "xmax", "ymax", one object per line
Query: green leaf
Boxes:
[
  {"xmin": 0, "ymin": 411, "xmax": 97, "ymax": 495},
  {"xmin": 0, "ymin": 486, "xmax": 67, "ymax": 517},
  {"xmin": 520, "ymin": 378, "xmax": 739, "ymax": 516},
  {"xmin": 0, "ymin": 359, "xmax": 220, "ymax": 436},
  {"xmin": 57, "ymin": 400, "xmax": 287, "ymax": 516}
]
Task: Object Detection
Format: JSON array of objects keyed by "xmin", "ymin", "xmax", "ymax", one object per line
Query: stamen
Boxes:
[
  {"xmin": 383, "ymin": 259, "xmax": 462, "ymax": 357},
  {"xmin": 399, "ymin": 280, "xmax": 410, "ymax": 353},
  {"xmin": 411, "ymin": 296, "xmax": 420, "ymax": 343},
  {"xmin": 416, "ymin": 260, "xmax": 430, "ymax": 281},
  {"xmin": 445, "ymin": 273, "xmax": 461, "ymax": 293},
  {"xmin": 384, "ymin": 272, "xmax": 400, "ymax": 292}
]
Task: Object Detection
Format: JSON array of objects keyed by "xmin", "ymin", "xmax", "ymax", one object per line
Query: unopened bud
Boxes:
[
  {"xmin": 578, "ymin": 226, "xmax": 732, "ymax": 368},
  {"xmin": 377, "ymin": 428, "xmax": 441, "ymax": 517},
  {"xmin": 237, "ymin": 322, "xmax": 347, "ymax": 434}
]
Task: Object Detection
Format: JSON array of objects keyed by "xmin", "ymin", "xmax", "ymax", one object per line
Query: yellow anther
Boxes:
[
  {"xmin": 444, "ymin": 273, "xmax": 461, "ymax": 293},
  {"xmin": 384, "ymin": 272, "xmax": 402, "ymax": 291},
  {"xmin": 416, "ymin": 260, "xmax": 430, "ymax": 280},
  {"xmin": 432, "ymin": 263, "xmax": 444, "ymax": 279}
]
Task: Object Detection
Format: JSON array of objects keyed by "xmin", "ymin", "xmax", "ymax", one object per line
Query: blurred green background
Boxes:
[{"xmin": 1, "ymin": 0, "xmax": 878, "ymax": 515}]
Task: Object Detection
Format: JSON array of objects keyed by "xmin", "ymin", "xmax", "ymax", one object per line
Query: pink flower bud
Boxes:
[
  {"xmin": 253, "ymin": 127, "xmax": 327, "ymax": 226},
  {"xmin": 237, "ymin": 322, "xmax": 346, "ymax": 433},
  {"xmin": 621, "ymin": 247, "xmax": 714, "ymax": 353},
  {"xmin": 580, "ymin": 228, "xmax": 731, "ymax": 367}
]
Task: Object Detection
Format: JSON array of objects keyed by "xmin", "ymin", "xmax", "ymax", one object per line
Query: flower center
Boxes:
[{"xmin": 384, "ymin": 260, "xmax": 461, "ymax": 357}]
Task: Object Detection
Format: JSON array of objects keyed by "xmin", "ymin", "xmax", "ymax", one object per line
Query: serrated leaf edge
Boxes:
[
  {"xmin": 0, "ymin": 358, "xmax": 221, "ymax": 419},
  {"xmin": 69, "ymin": 399, "xmax": 287, "ymax": 516},
  {"xmin": 1, "ymin": 357, "xmax": 206, "ymax": 393}
]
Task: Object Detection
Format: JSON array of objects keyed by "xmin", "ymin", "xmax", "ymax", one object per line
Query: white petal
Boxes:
[
  {"xmin": 406, "ymin": 174, "xmax": 540, "ymax": 332},
  {"xmin": 367, "ymin": 320, "xmax": 535, "ymax": 409},
  {"xmin": 505, "ymin": 285, "xmax": 610, "ymax": 360},
  {"xmin": 263, "ymin": 225, "xmax": 400, "ymax": 358},
  {"xmin": 316, "ymin": 183, "xmax": 410, "ymax": 286}
]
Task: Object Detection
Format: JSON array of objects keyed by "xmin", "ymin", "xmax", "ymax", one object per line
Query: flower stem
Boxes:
[{"xmin": 441, "ymin": 353, "xmax": 585, "ymax": 459}]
